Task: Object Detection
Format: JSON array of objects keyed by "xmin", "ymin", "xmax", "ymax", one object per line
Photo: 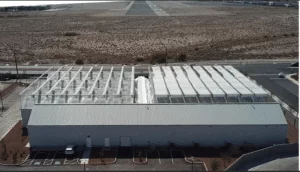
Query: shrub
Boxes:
[
  {"xmin": 263, "ymin": 35, "xmax": 268, "ymax": 38},
  {"xmin": 228, "ymin": 145, "xmax": 241, "ymax": 157},
  {"xmin": 177, "ymin": 53, "xmax": 187, "ymax": 62},
  {"xmin": 291, "ymin": 33, "xmax": 297, "ymax": 37},
  {"xmin": 151, "ymin": 51, "xmax": 166, "ymax": 64},
  {"xmin": 283, "ymin": 33, "xmax": 288, "ymax": 37},
  {"xmin": 135, "ymin": 57, "xmax": 144, "ymax": 62},
  {"xmin": 64, "ymin": 32, "xmax": 79, "ymax": 37},
  {"xmin": 75, "ymin": 59, "xmax": 84, "ymax": 65},
  {"xmin": 211, "ymin": 159, "xmax": 220, "ymax": 171},
  {"xmin": 12, "ymin": 152, "xmax": 17, "ymax": 164},
  {"xmin": 194, "ymin": 47, "xmax": 199, "ymax": 51}
]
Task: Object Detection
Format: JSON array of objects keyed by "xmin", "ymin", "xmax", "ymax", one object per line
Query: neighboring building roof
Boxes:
[{"xmin": 28, "ymin": 104, "xmax": 287, "ymax": 126}]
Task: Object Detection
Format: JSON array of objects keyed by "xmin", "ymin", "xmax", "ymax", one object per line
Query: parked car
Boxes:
[
  {"xmin": 65, "ymin": 145, "xmax": 76, "ymax": 156},
  {"xmin": 278, "ymin": 72, "xmax": 285, "ymax": 78}
]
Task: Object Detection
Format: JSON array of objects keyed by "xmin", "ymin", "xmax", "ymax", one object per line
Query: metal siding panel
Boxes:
[{"xmin": 28, "ymin": 125, "xmax": 287, "ymax": 148}]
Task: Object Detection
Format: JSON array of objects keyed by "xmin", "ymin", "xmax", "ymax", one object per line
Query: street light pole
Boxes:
[{"xmin": 13, "ymin": 49, "xmax": 19, "ymax": 83}]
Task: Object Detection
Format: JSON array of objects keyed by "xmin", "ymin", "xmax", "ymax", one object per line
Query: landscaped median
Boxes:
[
  {"xmin": 89, "ymin": 148, "xmax": 117, "ymax": 165},
  {"xmin": 0, "ymin": 121, "xmax": 29, "ymax": 166},
  {"xmin": 132, "ymin": 147, "xmax": 147, "ymax": 164}
]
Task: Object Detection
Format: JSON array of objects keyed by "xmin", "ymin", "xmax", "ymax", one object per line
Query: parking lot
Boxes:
[
  {"xmin": 22, "ymin": 150, "xmax": 82, "ymax": 166},
  {"xmin": 115, "ymin": 147, "xmax": 207, "ymax": 171},
  {"xmin": 19, "ymin": 147, "xmax": 207, "ymax": 171}
]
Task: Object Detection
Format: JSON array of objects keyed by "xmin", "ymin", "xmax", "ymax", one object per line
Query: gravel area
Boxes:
[{"xmin": 0, "ymin": 2, "xmax": 297, "ymax": 65}]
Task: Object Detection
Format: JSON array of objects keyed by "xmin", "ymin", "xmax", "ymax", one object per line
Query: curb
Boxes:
[
  {"xmin": 89, "ymin": 149, "xmax": 117, "ymax": 165},
  {"xmin": 285, "ymin": 74, "xmax": 298, "ymax": 86},
  {"xmin": 132, "ymin": 147, "xmax": 147, "ymax": 164},
  {"xmin": 180, "ymin": 149, "xmax": 208, "ymax": 171}
]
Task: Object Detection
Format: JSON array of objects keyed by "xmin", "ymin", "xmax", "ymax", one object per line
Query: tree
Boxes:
[
  {"xmin": 211, "ymin": 159, "xmax": 220, "ymax": 171},
  {"xmin": 177, "ymin": 53, "xmax": 187, "ymax": 62}
]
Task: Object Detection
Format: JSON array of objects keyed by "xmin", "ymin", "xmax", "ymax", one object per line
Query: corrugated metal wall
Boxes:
[
  {"xmin": 28, "ymin": 125, "xmax": 287, "ymax": 149},
  {"xmin": 21, "ymin": 109, "xmax": 31, "ymax": 127}
]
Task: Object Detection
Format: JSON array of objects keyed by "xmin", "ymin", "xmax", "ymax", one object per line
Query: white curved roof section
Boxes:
[
  {"xmin": 203, "ymin": 66, "xmax": 239, "ymax": 97},
  {"xmin": 193, "ymin": 66, "xmax": 225, "ymax": 97},
  {"xmin": 152, "ymin": 66, "xmax": 169, "ymax": 97},
  {"xmin": 172, "ymin": 66, "xmax": 196, "ymax": 96},
  {"xmin": 161, "ymin": 66, "xmax": 182, "ymax": 97},
  {"xmin": 182, "ymin": 66, "xmax": 211, "ymax": 97},
  {"xmin": 214, "ymin": 65, "xmax": 254, "ymax": 97},
  {"xmin": 135, "ymin": 76, "xmax": 153, "ymax": 104},
  {"xmin": 224, "ymin": 65, "xmax": 268, "ymax": 97}
]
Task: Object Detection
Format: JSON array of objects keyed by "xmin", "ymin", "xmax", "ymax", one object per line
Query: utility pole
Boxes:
[{"xmin": 13, "ymin": 49, "xmax": 19, "ymax": 83}]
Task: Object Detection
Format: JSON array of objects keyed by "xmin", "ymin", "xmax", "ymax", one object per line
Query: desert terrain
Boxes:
[{"xmin": 0, "ymin": 1, "xmax": 298, "ymax": 65}]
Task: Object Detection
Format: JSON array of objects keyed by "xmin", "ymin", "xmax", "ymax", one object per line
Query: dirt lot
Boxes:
[
  {"xmin": 0, "ymin": 121, "xmax": 29, "ymax": 164},
  {"xmin": 286, "ymin": 121, "xmax": 299, "ymax": 144},
  {"xmin": 0, "ymin": 3, "xmax": 297, "ymax": 65}
]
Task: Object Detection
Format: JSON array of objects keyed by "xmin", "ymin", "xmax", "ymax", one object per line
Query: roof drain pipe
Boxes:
[
  {"xmin": 73, "ymin": 80, "xmax": 76, "ymax": 90},
  {"xmin": 65, "ymin": 91, "xmax": 68, "ymax": 103},
  {"xmin": 69, "ymin": 71, "xmax": 72, "ymax": 80},
  {"xmin": 97, "ymin": 80, "xmax": 100, "ymax": 88},
  {"xmin": 92, "ymin": 90, "xmax": 95, "ymax": 102},
  {"xmin": 85, "ymin": 80, "xmax": 88, "ymax": 89},
  {"xmin": 61, "ymin": 80, "xmax": 64, "ymax": 90},
  {"xmin": 48, "ymin": 80, "xmax": 52, "ymax": 90},
  {"xmin": 80, "ymin": 71, "xmax": 82, "ymax": 80},
  {"xmin": 79, "ymin": 90, "xmax": 82, "ymax": 103},
  {"xmin": 58, "ymin": 71, "xmax": 61, "ymax": 80},
  {"xmin": 37, "ymin": 90, "xmax": 42, "ymax": 104},
  {"xmin": 90, "ymin": 71, "xmax": 93, "ymax": 80},
  {"xmin": 51, "ymin": 90, "xmax": 55, "ymax": 103}
]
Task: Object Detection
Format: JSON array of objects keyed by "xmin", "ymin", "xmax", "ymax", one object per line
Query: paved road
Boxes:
[
  {"xmin": 235, "ymin": 63, "xmax": 298, "ymax": 112},
  {"xmin": 249, "ymin": 156, "xmax": 298, "ymax": 171},
  {"xmin": 0, "ymin": 87, "xmax": 24, "ymax": 140},
  {"xmin": 126, "ymin": 0, "xmax": 156, "ymax": 16}
]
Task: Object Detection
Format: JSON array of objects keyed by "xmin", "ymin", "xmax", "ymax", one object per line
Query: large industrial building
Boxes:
[{"xmin": 20, "ymin": 65, "xmax": 288, "ymax": 149}]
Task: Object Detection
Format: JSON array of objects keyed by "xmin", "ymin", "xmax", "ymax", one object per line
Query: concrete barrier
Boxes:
[{"xmin": 226, "ymin": 143, "xmax": 298, "ymax": 171}]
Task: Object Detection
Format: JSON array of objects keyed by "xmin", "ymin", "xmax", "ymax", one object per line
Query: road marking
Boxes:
[
  {"xmin": 170, "ymin": 150, "xmax": 174, "ymax": 164},
  {"xmin": 169, "ymin": 1, "xmax": 191, "ymax": 7},
  {"xmin": 249, "ymin": 74, "xmax": 278, "ymax": 76},
  {"xmin": 146, "ymin": 1, "xmax": 170, "ymax": 16},
  {"xmin": 43, "ymin": 151, "xmax": 57, "ymax": 165},
  {"xmin": 157, "ymin": 150, "xmax": 161, "ymax": 164}
]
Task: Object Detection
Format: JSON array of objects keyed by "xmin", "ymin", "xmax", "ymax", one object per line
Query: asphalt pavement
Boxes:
[
  {"xmin": 234, "ymin": 63, "xmax": 299, "ymax": 112},
  {"xmin": 126, "ymin": 0, "xmax": 156, "ymax": 16}
]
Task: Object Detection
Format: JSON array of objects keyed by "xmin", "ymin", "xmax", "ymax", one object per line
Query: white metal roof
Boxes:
[
  {"xmin": 152, "ymin": 66, "xmax": 169, "ymax": 96},
  {"xmin": 193, "ymin": 66, "xmax": 225, "ymax": 97},
  {"xmin": 182, "ymin": 66, "xmax": 211, "ymax": 97},
  {"xmin": 224, "ymin": 65, "xmax": 268, "ymax": 96},
  {"xmin": 161, "ymin": 66, "xmax": 182, "ymax": 96},
  {"xmin": 172, "ymin": 66, "xmax": 196, "ymax": 96},
  {"xmin": 203, "ymin": 66, "xmax": 239, "ymax": 97},
  {"xmin": 28, "ymin": 104, "xmax": 287, "ymax": 126},
  {"xmin": 214, "ymin": 65, "xmax": 254, "ymax": 97}
]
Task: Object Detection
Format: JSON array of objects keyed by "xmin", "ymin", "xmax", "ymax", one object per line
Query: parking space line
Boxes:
[
  {"xmin": 43, "ymin": 151, "xmax": 57, "ymax": 165},
  {"xmin": 29, "ymin": 151, "xmax": 39, "ymax": 166},
  {"xmin": 157, "ymin": 150, "xmax": 161, "ymax": 164},
  {"xmin": 64, "ymin": 153, "xmax": 81, "ymax": 165},
  {"xmin": 170, "ymin": 150, "xmax": 174, "ymax": 164}
]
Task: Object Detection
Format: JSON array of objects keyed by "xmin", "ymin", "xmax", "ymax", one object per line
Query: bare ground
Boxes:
[{"xmin": 0, "ymin": 4, "xmax": 298, "ymax": 65}]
